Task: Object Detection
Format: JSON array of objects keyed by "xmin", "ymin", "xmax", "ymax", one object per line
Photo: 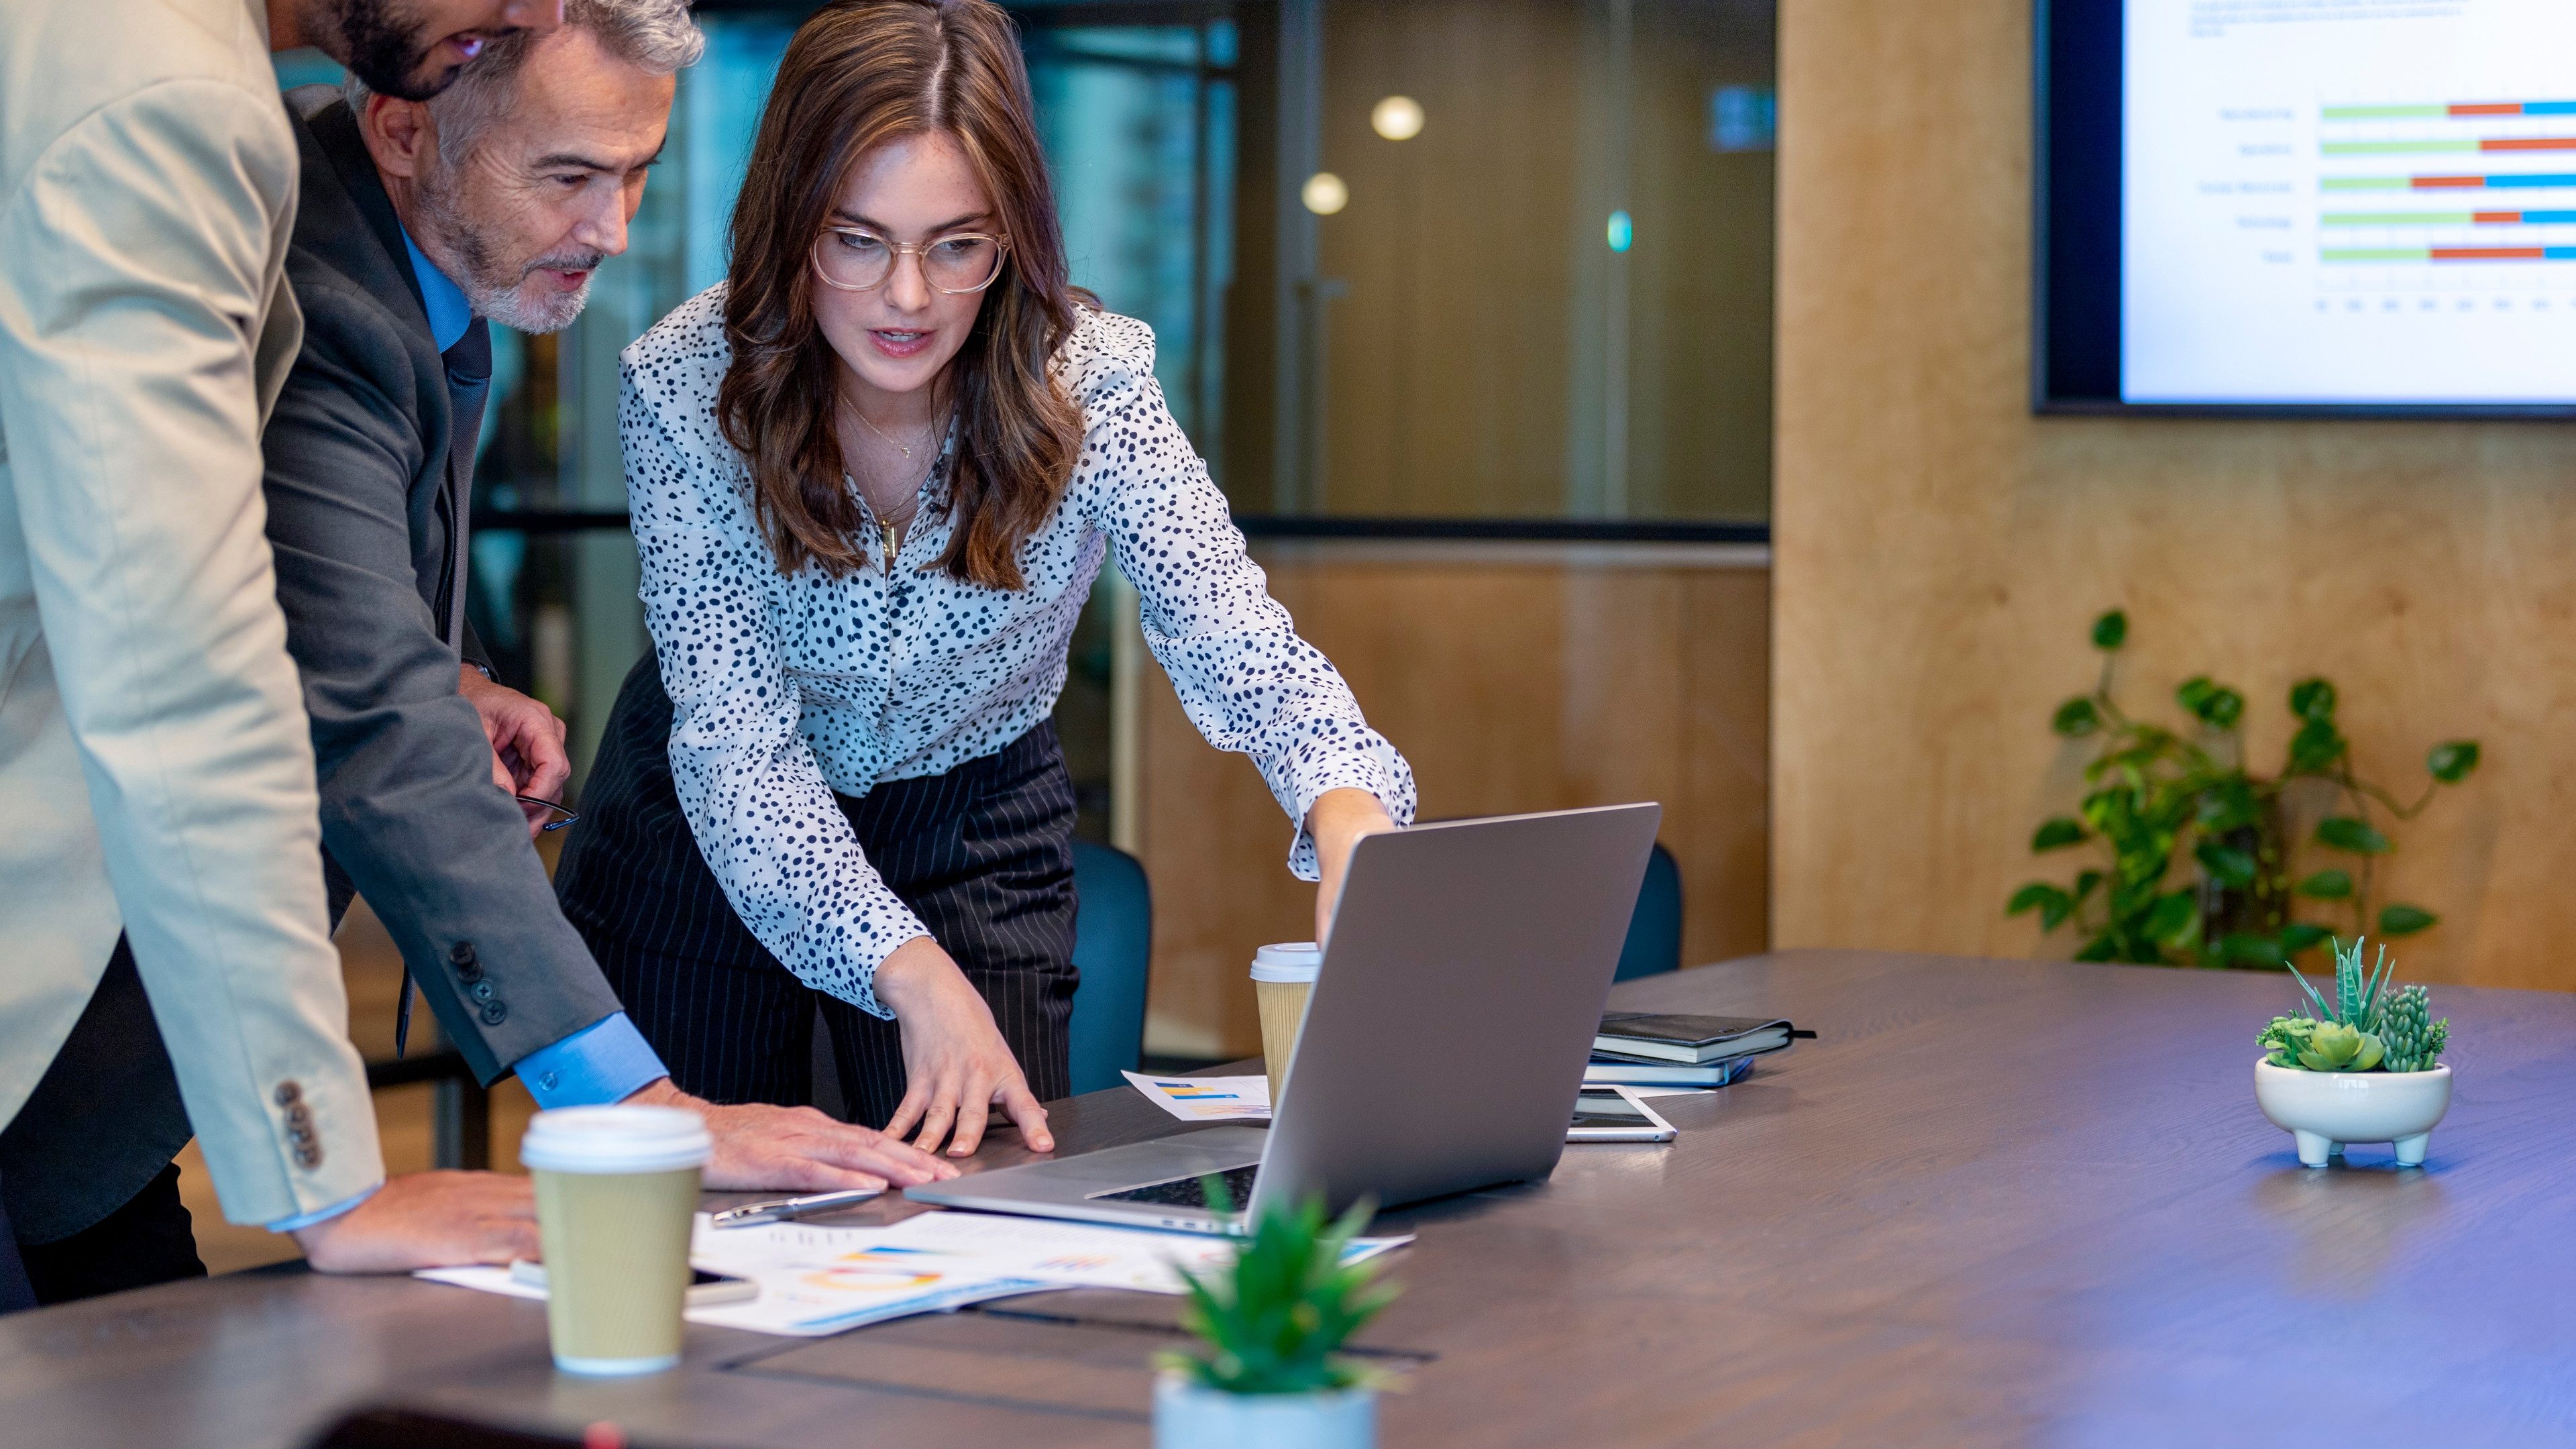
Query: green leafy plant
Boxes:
[
  {"xmin": 1157, "ymin": 1183, "xmax": 1399, "ymax": 1396},
  {"xmin": 2258, "ymin": 936, "xmax": 2449, "ymax": 1073},
  {"xmin": 2009, "ymin": 609, "xmax": 2481, "ymax": 967}
]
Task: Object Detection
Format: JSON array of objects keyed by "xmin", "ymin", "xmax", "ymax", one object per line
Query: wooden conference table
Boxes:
[{"xmin": 8, "ymin": 949, "xmax": 2576, "ymax": 1446}]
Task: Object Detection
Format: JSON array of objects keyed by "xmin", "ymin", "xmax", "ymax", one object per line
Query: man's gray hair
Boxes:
[{"xmin": 345, "ymin": 0, "xmax": 704, "ymax": 165}]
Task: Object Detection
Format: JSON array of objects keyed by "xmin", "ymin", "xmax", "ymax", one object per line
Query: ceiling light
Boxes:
[{"xmin": 1371, "ymin": 95, "xmax": 1425, "ymax": 141}]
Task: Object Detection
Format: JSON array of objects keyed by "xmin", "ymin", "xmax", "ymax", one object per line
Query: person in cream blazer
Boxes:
[{"xmin": 0, "ymin": 0, "xmax": 555, "ymax": 1302}]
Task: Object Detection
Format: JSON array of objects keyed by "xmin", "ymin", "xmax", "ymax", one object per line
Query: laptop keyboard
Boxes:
[{"xmin": 1093, "ymin": 1163, "xmax": 1260, "ymax": 1210}]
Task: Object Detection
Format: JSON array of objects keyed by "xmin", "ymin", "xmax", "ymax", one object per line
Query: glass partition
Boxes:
[
  {"xmin": 446, "ymin": 0, "xmax": 1776, "ymax": 798},
  {"xmin": 1231, "ymin": 0, "xmax": 1776, "ymax": 522}
]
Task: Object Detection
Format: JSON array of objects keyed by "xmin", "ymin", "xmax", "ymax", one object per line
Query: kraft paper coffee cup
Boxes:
[
  {"xmin": 519, "ymin": 1105, "xmax": 712, "ymax": 1377},
  {"xmin": 1250, "ymin": 943, "xmax": 1324, "ymax": 1111}
]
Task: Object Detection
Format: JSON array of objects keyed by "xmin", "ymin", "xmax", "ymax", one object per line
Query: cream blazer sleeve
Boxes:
[{"xmin": 0, "ymin": 72, "xmax": 383, "ymax": 1226}]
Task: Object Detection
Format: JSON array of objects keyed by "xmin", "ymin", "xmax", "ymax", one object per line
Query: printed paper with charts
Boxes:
[
  {"xmin": 1121, "ymin": 1070, "xmax": 1270, "ymax": 1121},
  {"xmin": 415, "ymin": 1210, "xmax": 1405, "ymax": 1337}
]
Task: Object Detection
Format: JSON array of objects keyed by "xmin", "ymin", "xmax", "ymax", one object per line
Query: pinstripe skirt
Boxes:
[{"xmin": 555, "ymin": 655, "xmax": 1075, "ymax": 1127}]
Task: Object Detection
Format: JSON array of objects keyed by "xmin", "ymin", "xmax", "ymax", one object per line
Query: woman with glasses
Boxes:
[{"xmin": 554, "ymin": 0, "xmax": 1413, "ymax": 1159}]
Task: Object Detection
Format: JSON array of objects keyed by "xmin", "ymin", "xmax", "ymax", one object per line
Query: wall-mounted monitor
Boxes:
[{"xmin": 2039, "ymin": 0, "xmax": 2576, "ymax": 417}]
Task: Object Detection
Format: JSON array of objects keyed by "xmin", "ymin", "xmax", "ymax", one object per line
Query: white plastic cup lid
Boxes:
[
  {"xmin": 1250, "ymin": 942, "xmax": 1323, "ymax": 983},
  {"xmin": 519, "ymin": 1105, "xmax": 712, "ymax": 1175}
]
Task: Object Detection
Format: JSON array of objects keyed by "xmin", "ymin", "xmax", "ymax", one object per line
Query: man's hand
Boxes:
[
  {"xmin": 1308, "ymin": 788, "xmax": 1398, "ymax": 947},
  {"xmin": 291, "ymin": 1171, "xmax": 539, "ymax": 1273},
  {"xmin": 458, "ymin": 664, "xmax": 570, "ymax": 839},
  {"xmin": 622, "ymin": 1078, "xmax": 957, "ymax": 1190},
  {"xmin": 874, "ymin": 938, "xmax": 1055, "ymax": 1158}
]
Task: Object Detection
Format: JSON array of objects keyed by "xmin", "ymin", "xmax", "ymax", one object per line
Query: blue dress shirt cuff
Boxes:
[
  {"xmin": 513, "ymin": 1012, "xmax": 670, "ymax": 1109},
  {"xmin": 266, "ymin": 1182, "xmax": 380, "ymax": 1234}
]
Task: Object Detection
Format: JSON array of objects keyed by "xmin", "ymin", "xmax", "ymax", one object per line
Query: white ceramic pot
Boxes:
[
  {"xmin": 1153, "ymin": 1373, "xmax": 1377, "ymax": 1449},
  {"xmin": 2253, "ymin": 1059, "xmax": 2452, "ymax": 1167}
]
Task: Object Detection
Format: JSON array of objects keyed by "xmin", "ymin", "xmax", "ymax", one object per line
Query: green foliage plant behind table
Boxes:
[{"xmin": 2008, "ymin": 610, "xmax": 2481, "ymax": 969}]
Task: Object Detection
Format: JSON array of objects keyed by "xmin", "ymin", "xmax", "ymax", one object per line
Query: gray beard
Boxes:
[
  {"xmin": 474, "ymin": 270, "xmax": 593, "ymax": 335},
  {"xmin": 410, "ymin": 170, "xmax": 600, "ymax": 335}
]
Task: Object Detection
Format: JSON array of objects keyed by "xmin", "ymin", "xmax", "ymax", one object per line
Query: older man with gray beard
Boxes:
[{"xmin": 259, "ymin": 0, "xmax": 956, "ymax": 1210}]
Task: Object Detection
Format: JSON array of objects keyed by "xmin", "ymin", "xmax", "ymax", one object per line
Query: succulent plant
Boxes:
[
  {"xmin": 2290, "ymin": 935, "xmax": 2394, "ymax": 1034},
  {"xmin": 2259, "ymin": 1015, "xmax": 2317, "ymax": 1068},
  {"xmin": 2379, "ymin": 983, "xmax": 2451, "ymax": 1073},
  {"xmin": 2260, "ymin": 936, "xmax": 2447, "ymax": 1073},
  {"xmin": 1158, "ymin": 1183, "xmax": 1399, "ymax": 1397},
  {"xmin": 2300, "ymin": 1019, "xmax": 2385, "ymax": 1072}
]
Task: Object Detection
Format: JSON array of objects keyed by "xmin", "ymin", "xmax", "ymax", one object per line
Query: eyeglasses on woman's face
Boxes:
[{"xmin": 811, "ymin": 227, "xmax": 1010, "ymax": 294}]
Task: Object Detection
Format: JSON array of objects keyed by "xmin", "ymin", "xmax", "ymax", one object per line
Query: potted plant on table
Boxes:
[
  {"xmin": 1155, "ymin": 1190, "xmax": 1399, "ymax": 1449},
  {"xmin": 2254, "ymin": 936, "xmax": 2453, "ymax": 1167}
]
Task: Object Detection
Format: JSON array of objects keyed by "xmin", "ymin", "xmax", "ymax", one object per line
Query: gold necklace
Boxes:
[
  {"xmin": 851, "ymin": 404, "xmax": 941, "ymax": 461},
  {"xmin": 850, "ymin": 402, "xmax": 953, "ymax": 572},
  {"xmin": 843, "ymin": 404, "xmax": 947, "ymax": 579}
]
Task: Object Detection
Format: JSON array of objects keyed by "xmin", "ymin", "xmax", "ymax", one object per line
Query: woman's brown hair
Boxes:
[{"xmin": 718, "ymin": 0, "xmax": 1083, "ymax": 588}]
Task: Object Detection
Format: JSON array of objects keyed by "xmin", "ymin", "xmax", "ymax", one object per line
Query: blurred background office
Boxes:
[
  {"xmin": 217, "ymin": 0, "xmax": 1778, "ymax": 1267},
  {"xmin": 228, "ymin": 0, "xmax": 2576, "ymax": 1268}
]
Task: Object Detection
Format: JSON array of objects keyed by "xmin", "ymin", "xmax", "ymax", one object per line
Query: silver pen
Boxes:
[{"xmin": 708, "ymin": 1187, "xmax": 885, "ymax": 1229}]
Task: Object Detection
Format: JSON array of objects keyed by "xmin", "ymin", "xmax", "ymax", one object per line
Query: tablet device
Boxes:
[{"xmin": 1568, "ymin": 1085, "xmax": 1678, "ymax": 1142}]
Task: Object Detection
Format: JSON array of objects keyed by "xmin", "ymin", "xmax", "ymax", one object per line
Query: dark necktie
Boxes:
[{"xmin": 441, "ymin": 317, "xmax": 493, "ymax": 648}]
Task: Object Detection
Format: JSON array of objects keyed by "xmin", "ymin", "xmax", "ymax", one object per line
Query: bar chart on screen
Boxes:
[
  {"xmin": 2123, "ymin": 0, "xmax": 2576, "ymax": 404},
  {"xmin": 2317, "ymin": 100, "xmax": 2576, "ymax": 277}
]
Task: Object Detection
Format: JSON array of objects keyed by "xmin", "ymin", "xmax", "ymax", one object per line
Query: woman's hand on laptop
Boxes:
[
  {"xmin": 1308, "ymin": 788, "xmax": 1399, "ymax": 947},
  {"xmin": 623, "ymin": 1078, "xmax": 957, "ymax": 1189},
  {"xmin": 875, "ymin": 937, "xmax": 1056, "ymax": 1158}
]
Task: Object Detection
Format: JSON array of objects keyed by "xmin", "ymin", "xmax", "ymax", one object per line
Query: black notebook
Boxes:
[{"xmin": 1595, "ymin": 1012, "xmax": 1805, "ymax": 1066}]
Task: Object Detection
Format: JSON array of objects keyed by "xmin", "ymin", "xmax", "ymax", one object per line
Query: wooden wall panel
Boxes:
[
  {"xmin": 1772, "ymin": 1, "xmax": 2576, "ymax": 990},
  {"xmin": 1132, "ymin": 546, "xmax": 1770, "ymax": 1058}
]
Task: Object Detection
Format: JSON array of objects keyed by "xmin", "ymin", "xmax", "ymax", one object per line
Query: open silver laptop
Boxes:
[{"xmin": 904, "ymin": 802, "xmax": 1662, "ymax": 1234}]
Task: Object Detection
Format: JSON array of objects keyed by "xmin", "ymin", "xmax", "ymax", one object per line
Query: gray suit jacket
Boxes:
[{"xmin": 262, "ymin": 95, "xmax": 622, "ymax": 1085}]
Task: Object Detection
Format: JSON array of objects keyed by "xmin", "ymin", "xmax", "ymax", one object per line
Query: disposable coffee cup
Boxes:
[
  {"xmin": 519, "ymin": 1105, "xmax": 712, "ymax": 1377},
  {"xmin": 1250, "ymin": 943, "xmax": 1324, "ymax": 1110}
]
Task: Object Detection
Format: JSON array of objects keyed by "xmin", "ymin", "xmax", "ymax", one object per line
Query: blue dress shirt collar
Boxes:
[{"xmin": 401, "ymin": 227, "xmax": 475, "ymax": 354}]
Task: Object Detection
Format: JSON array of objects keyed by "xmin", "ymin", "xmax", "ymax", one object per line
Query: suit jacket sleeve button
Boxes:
[
  {"xmin": 449, "ymin": 941, "xmax": 478, "ymax": 967},
  {"xmin": 469, "ymin": 981, "xmax": 495, "ymax": 1001},
  {"xmin": 480, "ymin": 1000, "xmax": 508, "ymax": 1026},
  {"xmin": 274, "ymin": 1081, "xmax": 303, "ymax": 1107}
]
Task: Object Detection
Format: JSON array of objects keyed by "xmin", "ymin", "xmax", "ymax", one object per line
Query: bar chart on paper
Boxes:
[{"xmin": 2123, "ymin": 0, "xmax": 2576, "ymax": 404}]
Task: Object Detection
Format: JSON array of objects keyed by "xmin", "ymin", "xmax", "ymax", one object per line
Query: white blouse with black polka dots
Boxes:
[{"xmin": 620, "ymin": 287, "xmax": 1417, "ymax": 1016}]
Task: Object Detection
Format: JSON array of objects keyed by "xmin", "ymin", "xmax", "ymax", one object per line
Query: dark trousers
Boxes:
[
  {"xmin": 5, "ymin": 1165, "xmax": 203, "ymax": 1308},
  {"xmin": 0, "ymin": 936, "xmax": 205, "ymax": 1312},
  {"xmin": 556, "ymin": 656, "xmax": 1078, "ymax": 1126}
]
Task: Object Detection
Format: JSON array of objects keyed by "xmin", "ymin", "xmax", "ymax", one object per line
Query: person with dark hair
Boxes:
[
  {"xmin": 555, "ymin": 0, "xmax": 1415, "ymax": 1160},
  {"xmin": 0, "ymin": 0, "xmax": 558, "ymax": 1308},
  {"xmin": 260, "ymin": 0, "xmax": 951, "ymax": 1224}
]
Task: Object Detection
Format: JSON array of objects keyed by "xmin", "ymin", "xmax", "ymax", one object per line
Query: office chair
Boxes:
[
  {"xmin": 1068, "ymin": 838, "xmax": 1153, "ymax": 1094},
  {"xmin": 1612, "ymin": 842, "xmax": 1684, "ymax": 981}
]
